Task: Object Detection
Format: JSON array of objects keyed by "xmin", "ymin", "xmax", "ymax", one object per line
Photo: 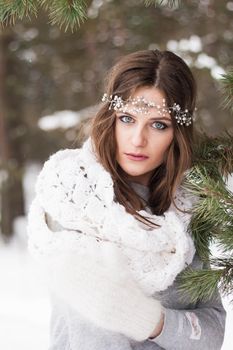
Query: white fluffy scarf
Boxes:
[{"xmin": 28, "ymin": 137, "xmax": 195, "ymax": 296}]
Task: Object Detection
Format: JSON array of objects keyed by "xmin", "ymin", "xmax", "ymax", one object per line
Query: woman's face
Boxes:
[{"xmin": 115, "ymin": 86, "xmax": 174, "ymax": 186}]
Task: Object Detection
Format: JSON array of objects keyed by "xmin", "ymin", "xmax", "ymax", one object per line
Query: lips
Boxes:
[{"xmin": 125, "ymin": 153, "xmax": 149, "ymax": 161}]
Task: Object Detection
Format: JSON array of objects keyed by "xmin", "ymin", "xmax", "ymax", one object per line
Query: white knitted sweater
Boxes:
[
  {"xmin": 28, "ymin": 137, "xmax": 195, "ymax": 295},
  {"xmin": 27, "ymin": 137, "xmax": 197, "ymax": 341}
]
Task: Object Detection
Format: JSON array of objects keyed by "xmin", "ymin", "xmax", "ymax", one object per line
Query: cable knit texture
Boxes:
[{"xmin": 27, "ymin": 137, "xmax": 197, "ymax": 341}]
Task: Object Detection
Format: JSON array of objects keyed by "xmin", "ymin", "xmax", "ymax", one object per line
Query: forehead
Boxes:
[
  {"xmin": 120, "ymin": 86, "xmax": 172, "ymax": 120},
  {"xmin": 132, "ymin": 86, "xmax": 166, "ymax": 103}
]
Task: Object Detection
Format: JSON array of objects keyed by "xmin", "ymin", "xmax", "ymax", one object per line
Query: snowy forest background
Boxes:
[{"xmin": 0, "ymin": 0, "xmax": 233, "ymax": 349}]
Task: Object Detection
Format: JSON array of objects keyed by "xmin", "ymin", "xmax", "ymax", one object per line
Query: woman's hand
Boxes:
[
  {"xmin": 149, "ymin": 312, "xmax": 165, "ymax": 339},
  {"xmin": 45, "ymin": 240, "xmax": 163, "ymax": 342}
]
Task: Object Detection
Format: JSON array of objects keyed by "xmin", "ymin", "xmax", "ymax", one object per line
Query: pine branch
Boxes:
[
  {"xmin": 0, "ymin": 0, "xmax": 87, "ymax": 31},
  {"xmin": 0, "ymin": 0, "xmax": 184, "ymax": 30},
  {"xmin": 212, "ymin": 257, "xmax": 233, "ymax": 297},
  {"xmin": 177, "ymin": 257, "xmax": 233, "ymax": 303},
  {"xmin": 183, "ymin": 164, "xmax": 233, "ymax": 258},
  {"xmin": 183, "ymin": 165, "xmax": 233, "ymax": 206},
  {"xmin": 40, "ymin": 0, "xmax": 87, "ymax": 32},
  {"xmin": 220, "ymin": 70, "xmax": 233, "ymax": 114},
  {"xmin": 177, "ymin": 267, "xmax": 224, "ymax": 303},
  {"xmin": 188, "ymin": 215, "xmax": 213, "ymax": 259},
  {"xmin": 216, "ymin": 228, "xmax": 233, "ymax": 255},
  {"xmin": 179, "ymin": 131, "xmax": 233, "ymax": 301},
  {"xmin": 144, "ymin": 0, "xmax": 181, "ymax": 7},
  {"xmin": 192, "ymin": 132, "xmax": 233, "ymax": 178},
  {"xmin": 0, "ymin": 0, "xmax": 37, "ymax": 26}
]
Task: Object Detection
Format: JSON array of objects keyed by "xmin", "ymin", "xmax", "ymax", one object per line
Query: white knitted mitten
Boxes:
[{"xmin": 45, "ymin": 240, "xmax": 163, "ymax": 342}]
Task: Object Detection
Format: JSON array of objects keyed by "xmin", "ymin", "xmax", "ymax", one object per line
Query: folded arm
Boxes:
[{"xmin": 27, "ymin": 201, "xmax": 163, "ymax": 342}]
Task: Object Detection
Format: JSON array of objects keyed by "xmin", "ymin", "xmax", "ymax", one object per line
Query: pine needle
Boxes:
[
  {"xmin": 144, "ymin": 0, "xmax": 181, "ymax": 7},
  {"xmin": 183, "ymin": 162, "xmax": 233, "ymax": 255},
  {"xmin": 0, "ymin": 0, "xmax": 87, "ymax": 31},
  {"xmin": 192, "ymin": 132, "xmax": 233, "ymax": 178},
  {"xmin": 177, "ymin": 267, "xmax": 224, "ymax": 303},
  {"xmin": 0, "ymin": 0, "xmax": 37, "ymax": 26},
  {"xmin": 178, "ymin": 257, "xmax": 233, "ymax": 303},
  {"xmin": 220, "ymin": 70, "xmax": 233, "ymax": 114},
  {"xmin": 40, "ymin": 0, "xmax": 87, "ymax": 32},
  {"xmin": 180, "ymin": 131, "xmax": 233, "ymax": 301}
]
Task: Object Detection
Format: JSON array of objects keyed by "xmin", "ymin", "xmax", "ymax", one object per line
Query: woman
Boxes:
[{"xmin": 27, "ymin": 50, "xmax": 226, "ymax": 350}]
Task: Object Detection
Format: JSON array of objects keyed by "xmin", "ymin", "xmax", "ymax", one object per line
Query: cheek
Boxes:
[
  {"xmin": 162, "ymin": 132, "xmax": 174, "ymax": 150},
  {"xmin": 115, "ymin": 123, "xmax": 126, "ymax": 146},
  {"xmin": 151, "ymin": 131, "xmax": 174, "ymax": 160},
  {"xmin": 115, "ymin": 124, "xmax": 123, "ymax": 156}
]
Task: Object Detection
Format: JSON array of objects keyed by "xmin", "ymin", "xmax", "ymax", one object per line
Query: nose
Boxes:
[{"xmin": 130, "ymin": 125, "xmax": 147, "ymax": 148}]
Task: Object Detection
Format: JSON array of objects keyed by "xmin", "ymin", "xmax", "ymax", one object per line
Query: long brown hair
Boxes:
[{"xmin": 90, "ymin": 50, "xmax": 197, "ymax": 224}]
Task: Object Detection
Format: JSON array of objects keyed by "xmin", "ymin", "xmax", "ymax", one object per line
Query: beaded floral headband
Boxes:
[{"xmin": 102, "ymin": 93, "xmax": 193, "ymax": 126}]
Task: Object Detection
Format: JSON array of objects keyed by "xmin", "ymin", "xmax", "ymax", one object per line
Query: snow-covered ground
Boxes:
[{"xmin": 0, "ymin": 237, "xmax": 50, "ymax": 350}]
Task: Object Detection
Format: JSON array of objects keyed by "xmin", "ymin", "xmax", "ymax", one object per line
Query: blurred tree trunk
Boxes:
[
  {"xmin": 0, "ymin": 29, "xmax": 11, "ymax": 237},
  {"xmin": 0, "ymin": 29, "xmax": 24, "ymax": 239},
  {"xmin": 0, "ymin": 33, "xmax": 9, "ymax": 162}
]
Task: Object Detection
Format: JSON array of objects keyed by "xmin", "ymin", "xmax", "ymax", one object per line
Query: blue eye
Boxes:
[
  {"xmin": 152, "ymin": 121, "xmax": 167, "ymax": 130},
  {"xmin": 119, "ymin": 115, "xmax": 134, "ymax": 123}
]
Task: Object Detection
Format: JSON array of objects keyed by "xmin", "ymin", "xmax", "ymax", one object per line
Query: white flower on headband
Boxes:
[{"xmin": 102, "ymin": 93, "xmax": 193, "ymax": 126}]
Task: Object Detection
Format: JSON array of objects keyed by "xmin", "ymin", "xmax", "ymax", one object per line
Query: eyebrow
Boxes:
[
  {"xmin": 148, "ymin": 116, "xmax": 172, "ymax": 122},
  {"xmin": 116, "ymin": 111, "xmax": 172, "ymax": 123}
]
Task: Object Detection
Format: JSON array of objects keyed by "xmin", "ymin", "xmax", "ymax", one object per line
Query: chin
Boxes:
[
  {"xmin": 121, "ymin": 167, "xmax": 143, "ymax": 176},
  {"xmin": 123, "ymin": 169, "xmax": 149, "ymax": 178}
]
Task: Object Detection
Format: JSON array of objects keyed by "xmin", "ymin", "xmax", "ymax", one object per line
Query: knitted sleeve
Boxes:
[
  {"xmin": 27, "ymin": 198, "xmax": 163, "ymax": 342},
  {"xmin": 148, "ymin": 255, "xmax": 226, "ymax": 350}
]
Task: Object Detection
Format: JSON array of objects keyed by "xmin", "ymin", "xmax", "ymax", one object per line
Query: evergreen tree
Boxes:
[{"xmin": 178, "ymin": 73, "xmax": 233, "ymax": 303}]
